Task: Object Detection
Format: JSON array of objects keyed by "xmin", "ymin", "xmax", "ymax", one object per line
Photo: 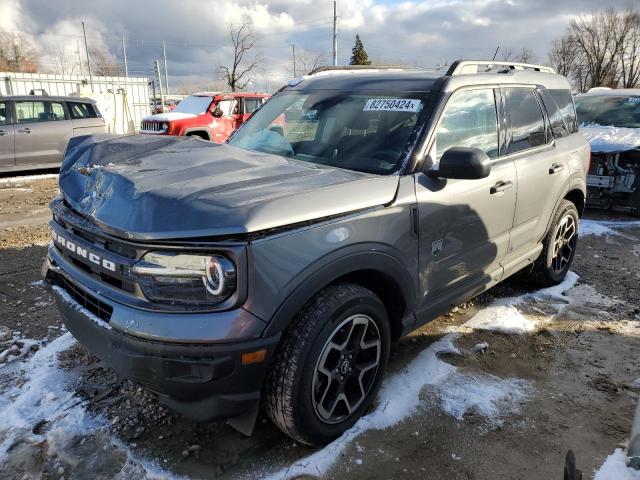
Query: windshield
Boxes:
[
  {"xmin": 575, "ymin": 95, "xmax": 640, "ymax": 128},
  {"xmin": 172, "ymin": 95, "xmax": 213, "ymax": 115},
  {"xmin": 228, "ymin": 90, "xmax": 430, "ymax": 174}
]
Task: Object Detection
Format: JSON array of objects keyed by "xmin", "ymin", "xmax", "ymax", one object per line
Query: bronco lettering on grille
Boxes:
[{"xmin": 52, "ymin": 230, "xmax": 117, "ymax": 272}]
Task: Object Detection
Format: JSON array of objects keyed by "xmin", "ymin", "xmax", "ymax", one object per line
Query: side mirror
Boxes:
[
  {"xmin": 426, "ymin": 147, "xmax": 492, "ymax": 180},
  {"xmin": 212, "ymin": 106, "xmax": 224, "ymax": 117}
]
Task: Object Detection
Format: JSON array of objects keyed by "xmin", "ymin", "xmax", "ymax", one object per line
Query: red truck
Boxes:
[{"xmin": 140, "ymin": 92, "xmax": 269, "ymax": 143}]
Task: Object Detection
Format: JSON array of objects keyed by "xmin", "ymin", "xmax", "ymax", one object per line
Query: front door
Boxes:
[
  {"xmin": 0, "ymin": 100, "xmax": 15, "ymax": 167},
  {"xmin": 212, "ymin": 98, "xmax": 240, "ymax": 143},
  {"xmin": 14, "ymin": 100, "xmax": 72, "ymax": 166},
  {"xmin": 415, "ymin": 87, "xmax": 517, "ymax": 306}
]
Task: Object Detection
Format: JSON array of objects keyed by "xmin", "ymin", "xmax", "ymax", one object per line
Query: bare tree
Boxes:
[
  {"xmin": 500, "ymin": 47, "xmax": 537, "ymax": 63},
  {"xmin": 49, "ymin": 45, "xmax": 81, "ymax": 75},
  {"xmin": 90, "ymin": 47, "xmax": 122, "ymax": 76},
  {"xmin": 499, "ymin": 48, "xmax": 515, "ymax": 62},
  {"xmin": 548, "ymin": 37, "xmax": 576, "ymax": 77},
  {"xmin": 0, "ymin": 30, "xmax": 38, "ymax": 72},
  {"xmin": 217, "ymin": 16, "xmax": 262, "ymax": 91},
  {"xmin": 294, "ymin": 49, "xmax": 325, "ymax": 75},
  {"xmin": 620, "ymin": 10, "xmax": 640, "ymax": 88}
]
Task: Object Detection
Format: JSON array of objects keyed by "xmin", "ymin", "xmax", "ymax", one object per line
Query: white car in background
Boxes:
[{"xmin": 575, "ymin": 88, "xmax": 640, "ymax": 215}]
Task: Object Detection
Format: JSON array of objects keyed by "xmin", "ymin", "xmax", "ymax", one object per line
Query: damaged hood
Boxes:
[
  {"xmin": 579, "ymin": 125, "xmax": 640, "ymax": 153},
  {"xmin": 59, "ymin": 135, "xmax": 399, "ymax": 240}
]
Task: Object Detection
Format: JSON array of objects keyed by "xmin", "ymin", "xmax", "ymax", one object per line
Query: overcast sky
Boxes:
[{"xmin": 1, "ymin": 0, "xmax": 637, "ymax": 92}]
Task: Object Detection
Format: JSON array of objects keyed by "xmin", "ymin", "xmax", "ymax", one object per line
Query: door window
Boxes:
[
  {"xmin": 217, "ymin": 99, "xmax": 239, "ymax": 117},
  {"xmin": 0, "ymin": 102, "xmax": 7, "ymax": 125},
  {"xmin": 243, "ymin": 97, "xmax": 263, "ymax": 115},
  {"xmin": 15, "ymin": 101, "xmax": 65, "ymax": 123},
  {"xmin": 435, "ymin": 89, "xmax": 498, "ymax": 161},
  {"xmin": 504, "ymin": 88, "xmax": 547, "ymax": 154},
  {"xmin": 68, "ymin": 102, "xmax": 98, "ymax": 119}
]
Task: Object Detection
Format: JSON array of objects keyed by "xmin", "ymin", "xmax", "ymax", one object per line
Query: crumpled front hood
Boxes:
[
  {"xmin": 59, "ymin": 135, "xmax": 399, "ymax": 240},
  {"xmin": 580, "ymin": 125, "xmax": 640, "ymax": 153}
]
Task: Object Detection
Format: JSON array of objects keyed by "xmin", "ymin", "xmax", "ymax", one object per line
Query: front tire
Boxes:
[
  {"xmin": 530, "ymin": 199, "xmax": 579, "ymax": 287},
  {"xmin": 265, "ymin": 283, "xmax": 390, "ymax": 445}
]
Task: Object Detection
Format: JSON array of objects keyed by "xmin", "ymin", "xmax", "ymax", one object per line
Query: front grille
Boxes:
[
  {"xmin": 141, "ymin": 121, "xmax": 165, "ymax": 133},
  {"xmin": 58, "ymin": 275, "xmax": 113, "ymax": 322}
]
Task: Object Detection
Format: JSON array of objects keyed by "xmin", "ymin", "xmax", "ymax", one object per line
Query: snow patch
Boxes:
[
  {"xmin": 593, "ymin": 449, "xmax": 640, "ymax": 480},
  {"xmin": 51, "ymin": 285, "xmax": 112, "ymax": 330},
  {"xmin": 264, "ymin": 334, "xmax": 531, "ymax": 479},
  {"xmin": 464, "ymin": 305, "xmax": 535, "ymax": 335},
  {"xmin": 0, "ymin": 173, "xmax": 58, "ymax": 185},
  {"xmin": 580, "ymin": 219, "xmax": 640, "ymax": 239},
  {"xmin": 580, "ymin": 125, "xmax": 640, "ymax": 153}
]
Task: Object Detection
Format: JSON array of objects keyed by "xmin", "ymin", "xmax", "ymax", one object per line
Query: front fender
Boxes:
[{"xmin": 261, "ymin": 245, "xmax": 418, "ymax": 338}]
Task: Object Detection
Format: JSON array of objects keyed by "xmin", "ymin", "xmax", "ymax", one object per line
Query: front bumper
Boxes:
[{"xmin": 43, "ymin": 254, "xmax": 280, "ymax": 423}]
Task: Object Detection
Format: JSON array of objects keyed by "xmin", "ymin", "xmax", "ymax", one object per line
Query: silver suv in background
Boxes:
[
  {"xmin": 0, "ymin": 95, "xmax": 106, "ymax": 172},
  {"xmin": 44, "ymin": 61, "xmax": 589, "ymax": 446}
]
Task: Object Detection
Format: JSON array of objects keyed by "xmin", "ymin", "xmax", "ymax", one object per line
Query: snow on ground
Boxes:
[
  {"xmin": 264, "ymin": 333, "xmax": 533, "ymax": 480},
  {"xmin": 0, "ymin": 173, "xmax": 58, "ymax": 185},
  {"xmin": 581, "ymin": 219, "xmax": 640, "ymax": 239},
  {"xmin": 593, "ymin": 449, "xmax": 640, "ymax": 480}
]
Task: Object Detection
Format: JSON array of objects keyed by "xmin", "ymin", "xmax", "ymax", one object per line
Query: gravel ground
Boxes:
[{"xmin": 0, "ymin": 174, "xmax": 639, "ymax": 479}]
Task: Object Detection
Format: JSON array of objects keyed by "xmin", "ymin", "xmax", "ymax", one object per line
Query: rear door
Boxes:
[
  {"xmin": 0, "ymin": 100, "xmax": 15, "ymax": 168},
  {"xmin": 415, "ymin": 87, "xmax": 517, "ymax": 305},
  {"xmin": 14, "ymin": 100, "xmax": 73, "ymax": 166},
  {"xmin": 501, "ymin": 86, "xmax": 571, "ymax": 271},
  {"xmin": 67, "ymin": 101, "xmax": 106, "ymax": 135}
]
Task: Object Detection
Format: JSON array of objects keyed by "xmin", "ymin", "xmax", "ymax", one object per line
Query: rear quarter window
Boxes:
[
  {"xmin": 68, "ymin": 102, "xmax": 98, "ymax": 120},
  {"xmin": 538, "ymin": 88, "xmax": 570, "ymax": 139},
  {"xmin": 549, "ymin": 89, "xmax": 577, "ymax": 134}
]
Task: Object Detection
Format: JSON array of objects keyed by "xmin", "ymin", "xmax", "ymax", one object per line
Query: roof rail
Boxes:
[
  {"xmin": 308, "ymin": 65, "xmax": 408, "ymax": 75},
  {"xmin": 446, "ymin": 60, "xmax": 555, "ymax": 76}
]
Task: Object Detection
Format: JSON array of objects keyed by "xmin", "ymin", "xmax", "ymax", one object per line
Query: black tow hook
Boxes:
[{"xmin": 564, "ymin": 450, "xmax": 582, "ymax": 480}]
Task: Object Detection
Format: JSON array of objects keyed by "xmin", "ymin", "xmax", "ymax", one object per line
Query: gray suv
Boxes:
[
  {"xmin": 43, "ymin": 60, "xmax": 589, "ymax": 445},
  {"xmin": 0, "ymin": 95, "xmax": 106, "ymax": 172}
]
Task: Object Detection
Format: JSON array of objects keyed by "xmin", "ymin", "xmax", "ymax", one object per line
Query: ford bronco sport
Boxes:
[{"xmin": 44, "ymin": 60, "xmax": 589, "ymax": 446}]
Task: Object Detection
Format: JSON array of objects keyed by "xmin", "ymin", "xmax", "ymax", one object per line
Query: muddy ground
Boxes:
[{"xmin": 0, "ymin": 174, "xmax": 639, "ymax": 479}]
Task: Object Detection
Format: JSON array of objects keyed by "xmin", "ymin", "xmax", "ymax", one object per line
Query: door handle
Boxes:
[
  {"xmin": 490, "ymin": 180, "xmax": 513, "ymax": 195},
  {"xmin": 17, "ymin": 128, "xmax": 31, "ymax": 134},
  {"xmin": 0, "ymin": 130, "xmax": 8, "ymax": 136},
  {"xmin": 549, "ymin": 163, "xmax": 565, "ymax": 174}
]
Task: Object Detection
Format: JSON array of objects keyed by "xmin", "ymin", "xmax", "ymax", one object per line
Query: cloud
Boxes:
[{"xmin": 4, "ymin": 0, "xmax": 636, "ymax": 90}]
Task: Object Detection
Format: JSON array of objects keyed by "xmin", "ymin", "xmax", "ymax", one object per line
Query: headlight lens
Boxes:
[
  {"xmin": 161, "ymin": 122, "xmax": 168, "ymax": 131},
  {"xmin": 132, "ymin": 252, "xmax": 236, "ymax": 306}
]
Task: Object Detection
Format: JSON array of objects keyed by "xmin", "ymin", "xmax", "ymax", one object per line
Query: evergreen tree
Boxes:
[{"xmin": 349, "ymin": 34, "xmax": 371, "ymax": 66}]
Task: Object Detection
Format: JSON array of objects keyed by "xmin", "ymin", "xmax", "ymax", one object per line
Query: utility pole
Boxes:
[
  {"xmin": 122, "ymin": 36, "xmax": 129, "ymax": 77},
  {"xmin": 332, "ymin": 1, "xmax": 338, "ymax": 66},
  {"xmin": 162, "ymin": 40, "xmax": 169, "ymax": 95},
  {"xmin": 82, "ymin": 21, "xmax": 93, "ymax": 92},
  {"xmin": 76, "ymin": 40, "xmax": 84, "ymax": 76},
  {"xmin": 154, "ymin": 60, "xmax": 164, "ymax": 113},
  {"xmin": 291, "ymin": 44, "xmax": 296, "ymax": 77}
]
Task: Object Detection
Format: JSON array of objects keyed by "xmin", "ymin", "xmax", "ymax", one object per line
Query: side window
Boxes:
[
  {"xmin": 435, "ymin": 88, "xmax": 498, "ymax": 161},
  {"xmin": 15, "ymin": 101, "xmax": 46, "ymax": 123},
  {"xmin": 0, "ymin": 102, "xmax": 7, "ymax": 125},
  {"xmin": 243, "ymin": 98, "xmax": 263, "ymax": 115},
  {"xmin": 68, "ymin": 102, "xmax": 98, "ymax": 119},
  {"xmin": 217, "ymin": 99, "xmax": 239, "ymax": 117},
  {"xmin": 50, "ymin": 102, "xmax": 65, "ymax": 121},
  {"xmin": 538, "ymin": 88, "xmax": 569, "ymax": 139},
  {"xmin": 504, "ymin": 88, "xmax": 547, "ymax": 154},
  {"xmin": 549, "ymin": 89, "xmax": 578, "ymax": 134}
]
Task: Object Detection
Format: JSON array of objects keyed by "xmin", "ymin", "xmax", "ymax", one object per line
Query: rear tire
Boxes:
[
  {"xmin": 265, "ymin": 283, "xmax": 390, "ymax": 445},
  {"xmin": 530, "ymin": 200, "xmax": 579, "ymax": 287}
]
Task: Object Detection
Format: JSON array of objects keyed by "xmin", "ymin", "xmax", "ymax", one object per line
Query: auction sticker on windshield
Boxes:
[{"xmin": 363, "ymin": 98, "xmax": 422, "ymax": 112}]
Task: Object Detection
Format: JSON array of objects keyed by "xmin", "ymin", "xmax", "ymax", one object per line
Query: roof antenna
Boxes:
[{"xmin": 492, "ymin": 46, "xmax": 499, "ymax": 61}]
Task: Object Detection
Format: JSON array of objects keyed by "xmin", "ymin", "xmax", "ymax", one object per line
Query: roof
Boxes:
[
  {"xmin": 192, "ymin": 91, "xmax": 269, "ymax": 98},
  {"xmin": 284, "ymin": 60, "xmax": 572, "ymax": 93},
  {"xmin": 578, "ymin": 88, "xmax": 640, "ymax": 97},
  {"xmin": 0, "ymin": 94, "xmax": 97, "ymax": 102}
]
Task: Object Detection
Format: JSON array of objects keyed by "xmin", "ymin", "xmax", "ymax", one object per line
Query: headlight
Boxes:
[
  {"xmin": 132, "ymin": 252, "xmax": 236, "ymax": 306},
  {"xmin": 161, "ymin": 122, "xmax": 169, "ymax": 132}
]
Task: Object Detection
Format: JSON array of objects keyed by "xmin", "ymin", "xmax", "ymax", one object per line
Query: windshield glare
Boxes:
[
  {"xmin": 172, "ymin": 95, "xmax": 213, "ymax": 115},
  {"xmin": 575, "ymin": 95, "xmax": 640, "ymax": 128},
  {"xmin": 228, "ymin": 91, "xmax": 430, "ymax": 174}
]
